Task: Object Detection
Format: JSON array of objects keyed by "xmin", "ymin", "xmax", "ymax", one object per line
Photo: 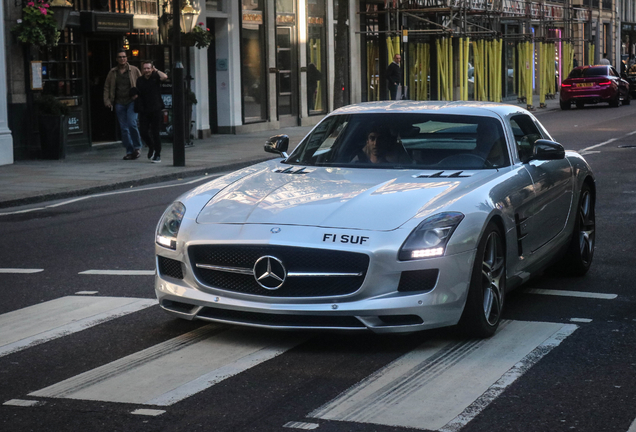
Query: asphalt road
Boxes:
[{"xmin": 1, "ymin": 103, "xmax": 635, "ymax": 432}]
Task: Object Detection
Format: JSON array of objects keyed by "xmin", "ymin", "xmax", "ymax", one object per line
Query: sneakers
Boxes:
[
  {"xmin": 133, "ymin": 149, "xmax": 141, "ymax": 159},
  {"xmin": 151, "ymin": 155, "xmax": 161, "ymax": 163},
  {"xmin": 147, "ymin": 149, "xmax": 154, "ymax": 160}
]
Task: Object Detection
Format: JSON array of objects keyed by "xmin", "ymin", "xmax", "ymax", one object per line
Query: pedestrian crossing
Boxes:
[
  {"xmin": 0, "ymin": 292, "xmax": 628, "ymax": 431},
  {"xmin": 0, "ymin": 295, "xmax": 156, "ymax": 358}
]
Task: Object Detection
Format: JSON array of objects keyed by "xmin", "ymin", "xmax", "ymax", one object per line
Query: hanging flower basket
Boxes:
[
  {"xmin": 12, "ymin": 0, "xmax": 60, "ymax": 47},
  {"xmin": 189, "ymin": 23, "xmax": 213, "ymax": 49}
]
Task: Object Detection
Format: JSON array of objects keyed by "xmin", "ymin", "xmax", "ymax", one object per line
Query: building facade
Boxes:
[{"xmin": 1, "ymin": 0, "xmax": 617, "ymax": 166}]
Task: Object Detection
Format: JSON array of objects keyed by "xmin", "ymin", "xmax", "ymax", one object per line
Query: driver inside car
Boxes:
[
  {"xmin": 352, "ymin": 128, "xmax": 411, "ymax": 165},
  {"xmin": 352, "ymin": 128, "xmax": 391, "ymax": 164}
]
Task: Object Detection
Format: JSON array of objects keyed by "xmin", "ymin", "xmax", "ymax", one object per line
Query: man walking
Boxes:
[
  {"xmin": 386, "ymin": 53, "xmax": 403, "ymax": 100},
  {"xmin": 104, "ymin": 49, "xmax": 143, "ymax": 160},
  {"xmin": 134, "ymin": 60, "xmax": 168, "ymax": 163}
]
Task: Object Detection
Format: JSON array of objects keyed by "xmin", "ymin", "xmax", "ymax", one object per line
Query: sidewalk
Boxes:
[{"xmin": 0, "ymin": 98, "xmax": 560, "ymax": 209}]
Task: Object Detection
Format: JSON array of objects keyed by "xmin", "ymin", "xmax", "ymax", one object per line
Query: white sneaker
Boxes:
[{"xmin": 151, "ymin": 155, "xmax": 161, "ymax": 163}]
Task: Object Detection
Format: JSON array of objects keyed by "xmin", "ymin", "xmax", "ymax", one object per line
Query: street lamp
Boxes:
[
  {"xmin": 181, "ymin": 0, "xmax": 199, "ymax": 33},
  {"xmin": 49, "ymin": 0, "xmax": 73, "ymax": 30},
  {"xmin": 172, "ymin": 0, "xmax": 199, "ymax": 166}
]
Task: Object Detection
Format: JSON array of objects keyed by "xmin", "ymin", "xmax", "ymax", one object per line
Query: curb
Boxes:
[{"xmin": 0, "ymin": 157, "xmax": 273, "ymax": 210}]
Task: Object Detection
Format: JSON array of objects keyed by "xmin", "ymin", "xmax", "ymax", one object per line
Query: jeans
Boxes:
[
  {"xmin": 139, "ymin": 111, "xmax": 162, "ymax": 157},
  {"xmin": 115, "ymin": 102, "xmax": 142, "ymax": 154}
]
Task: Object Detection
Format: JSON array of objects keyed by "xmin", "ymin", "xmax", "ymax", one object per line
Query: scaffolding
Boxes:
[{"xmin": 360, "ymin": 0, "xmax": 593, "ymax": 109}]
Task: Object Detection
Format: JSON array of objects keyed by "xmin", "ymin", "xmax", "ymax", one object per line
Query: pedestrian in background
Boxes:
[
  {"xmin": 104, "ymin": 49, "xmax": 143, "ymax": 160},
  {"xmin": 386, "ymin": 54, "xmax": 403, "ymax": 100},
  {"xmin": 133, "ymin": 60, "xmax": 168, "ymax": 164},
  {"xmin": 572, "ymin": 54, "xmax": 578, "ymax": 68}
]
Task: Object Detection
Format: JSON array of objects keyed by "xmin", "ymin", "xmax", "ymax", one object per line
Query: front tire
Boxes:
[
  {"xmin": 560, "ymin": 101, "xmax": 571, "ymax": 110},
  {"xmin": 459, "ymin": 222, "xmax": 506, "ymax": 338},
  {"xmin": 561, "ymin": 183, "xmax": 595, "ymax": 276}
]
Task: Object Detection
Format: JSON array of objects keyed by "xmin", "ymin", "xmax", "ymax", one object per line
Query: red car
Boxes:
[{"xmin": 560, "ymin": 65, "xmax": 630, "ymax": 109}]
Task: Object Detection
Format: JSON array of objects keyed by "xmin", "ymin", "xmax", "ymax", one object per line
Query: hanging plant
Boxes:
[
  {"xmin": 12, "ymin": 0, "xmax": 60, "ymax": 47},
  {"xmin": 189, "ymin": 23, "xmax": 213, "ymax": 49}
]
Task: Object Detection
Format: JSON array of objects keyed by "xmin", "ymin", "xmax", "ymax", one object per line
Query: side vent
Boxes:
[
  {"xmin": 515, "ymin": 213, "xmax": 528, "ymax": 256},
  {"xmin": 412, "ymin": 171, "xmax": 473, "ymax": 178},
  {"xmin": 272, "ymin": 166, "xmax": 312, "ymax": 174}
]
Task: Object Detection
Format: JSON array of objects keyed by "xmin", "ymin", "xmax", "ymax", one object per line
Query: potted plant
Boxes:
[
  {"xmin": 36, "ymin": 94, "xmax": 70, "ymax": 159},
  {"xmin": 11, "ymin": 0, "xmax": 60, "ymax": 47}
]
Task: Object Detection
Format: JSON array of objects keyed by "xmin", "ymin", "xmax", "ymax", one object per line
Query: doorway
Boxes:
[{"xmin": 87, "ymin": 39, "xmax": 118, "ymax": 143}]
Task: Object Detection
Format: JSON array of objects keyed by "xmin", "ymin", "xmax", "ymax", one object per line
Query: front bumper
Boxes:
[{"xmin": 154, "ymin": 225, "xmax": 476, "ymax": 334}]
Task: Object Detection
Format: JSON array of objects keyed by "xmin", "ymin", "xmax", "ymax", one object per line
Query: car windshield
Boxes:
[
  {"xmin": 568, "ymin": 67, "xmax": 608, "ymax": 78},
  {"xmin": 285, "ymin": 113, "xmax": 509, "ymax": 170}
]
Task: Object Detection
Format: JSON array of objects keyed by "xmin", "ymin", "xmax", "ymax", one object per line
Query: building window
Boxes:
[
  {"xmin": 241, "ymin": 0, "xmax": 268, "ymax": 122},
  {"xmin": 40, "ymin": 29, "xmax": 82, "ymax": 100},
  {"xmin": 307, "ymin": 0, "xmax": 326, "ymax": 115}
]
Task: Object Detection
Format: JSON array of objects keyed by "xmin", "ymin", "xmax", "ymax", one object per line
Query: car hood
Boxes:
[{"xmin": 195, "ymin": 161, "xmax": 495, "ymax": 231}]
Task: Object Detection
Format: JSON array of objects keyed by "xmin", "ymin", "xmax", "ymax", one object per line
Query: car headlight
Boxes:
[
  {"xmin": 398, "ymin": 212, "xmax": 464, "ymax": 260},
  {"xmin": 156, "ymin": 202, "xmax": 186, "ymax": 250}
]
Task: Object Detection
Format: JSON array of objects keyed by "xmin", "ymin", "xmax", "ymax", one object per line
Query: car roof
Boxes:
[
  {"xmin": 573, "ymin": 65, "xmax": 610, "ymax": 70},
  {"xmin": 330, "ymin": 101, "xmax": 530, "ymax": 118}
]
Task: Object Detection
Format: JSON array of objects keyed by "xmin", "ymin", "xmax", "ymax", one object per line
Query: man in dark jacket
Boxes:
[
  {"xmin": 386, "ymin": 54, "xmax": 403, "ymax": 100},
  {"xmin": 134, "ymin": 60, "xmax": 168, "ymax": 163}
]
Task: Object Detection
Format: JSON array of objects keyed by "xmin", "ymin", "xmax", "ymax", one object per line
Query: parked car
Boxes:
[
  {"xmin": 155, "ymin": 101, "xmax": 596, "ymax": 338},
  {"xmin": 560, "ymin": 65, "xmax": 630, "ymax": 109}
]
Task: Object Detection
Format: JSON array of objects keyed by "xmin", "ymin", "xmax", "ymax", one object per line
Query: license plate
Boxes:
[{"xmin": 577, "ymin": 83, "xmax": 594, "ymax": 87}]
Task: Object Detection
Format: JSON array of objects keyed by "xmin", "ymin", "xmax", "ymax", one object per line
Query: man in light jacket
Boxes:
[{"xmin": 104, "ymin": 49, "xmax": 143, "ymax": 160}]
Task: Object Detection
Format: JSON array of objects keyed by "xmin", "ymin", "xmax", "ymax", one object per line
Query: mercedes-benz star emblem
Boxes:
[{"xmin": 253, "ymin": 256, "xmax": 286, "ymax": 290}]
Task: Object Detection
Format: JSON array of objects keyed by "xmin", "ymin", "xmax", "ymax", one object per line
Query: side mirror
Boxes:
[
  {"xmin": 264, "ymin": 135, "xmax": 289, "ymax": 158},
  {"xmin": 533, "ymin": 139, "xmax": 565, "ymax": 161}
]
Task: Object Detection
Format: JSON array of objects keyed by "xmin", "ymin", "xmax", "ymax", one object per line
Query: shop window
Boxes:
[
  {"xmin": 40, "ymin": 29, "xmax": 82, "ymax": 104},
  {"xmin": 241, "ymin": 0, "xmax": 268, "ymax": 122},
  {"xmin": 72, "ymin": 0, "xmax": 156, "ymax": 15},
  {"xmin": 307, "ymin": 0, "xmax": 326, "ymax": 115},
  {"xmin": 126, "ymin": 29, "xmax": 163, "ymax": 69}
]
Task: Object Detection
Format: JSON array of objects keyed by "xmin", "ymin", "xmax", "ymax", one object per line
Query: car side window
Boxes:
[
  {"xmin": 610, "ymin": 67, "xmax": 619, "ymax": 77},
  {"xmin": 509, "ymin": 115, "xmax": 542, "ymax": 162}
]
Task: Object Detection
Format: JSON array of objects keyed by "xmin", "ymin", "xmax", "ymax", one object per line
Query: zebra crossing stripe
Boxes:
[
  {"xmin": 310, "ymin": 321, "xmax": 577, "ymax": 431},
  {"xmin": 30, "ymin": 326, "xmax": 307, "ymax": 406},
  {"xmin": 0, "ymin": 296, "xmax": 156, "ymax": 358},
  {"xmin": 0, "ymin": 269, "xmax": 43, "ymax": 274}
]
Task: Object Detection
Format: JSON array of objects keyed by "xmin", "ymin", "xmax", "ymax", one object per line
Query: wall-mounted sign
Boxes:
[
  {"xmin": 81, "ymin": 11, "xmax": 133, "ymax": 33},
  {"xmin": 308, "ymin": 16, "xmax": 324, "ymax": 25},
  {"xmin": 242, "ymin": 10, "xmax": 263, "ymax": 25},
  {"xmin": 67, "ymin": 111, "xmax": 83, "ymax": 134},
  {"xmin": 276, "ymin": 14, "xmax": 295, "ymax": 25},
  {"xmin": 216, "ymin": 58, "xmax": 228, "ymax": 71},
  {"xmin": 30, "ymin": 61, "xmax": 43, "ymax": 91}
]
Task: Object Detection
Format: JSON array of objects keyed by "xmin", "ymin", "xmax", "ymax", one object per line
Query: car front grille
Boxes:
[{"xmin": 188, "ymin": 245, "xmax": 369, "ymax": 298}]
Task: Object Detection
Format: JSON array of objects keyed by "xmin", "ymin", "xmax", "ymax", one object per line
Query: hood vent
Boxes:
[
  {"xmin": 273, "ymin": 166, "xmax": 313, "ymax": 174},
  {"xmin": 412, "ymin": 171, "xmax": 473, "ymax": 178}
]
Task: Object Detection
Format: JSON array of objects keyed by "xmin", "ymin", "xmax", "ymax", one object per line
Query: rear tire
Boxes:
[
  {"xmin": 560, "ymin": 101, "xmax": 571, "ymax": 110},
  {"xmin": 610, "ymin": 94, "xmax": 620, "ymax": 107},
  {"xmin": 458, "ymin": 222, "xmax": 505, "ymax": 338},
  {"xmin": 561, "ymin": 183, "xmax": 595, "ymax": 276}
]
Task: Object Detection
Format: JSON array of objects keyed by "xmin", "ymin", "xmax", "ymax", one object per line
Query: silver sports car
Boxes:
[{"xmin": 155, "ymin": 101, "xmax": 595, "ymax": 337}]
